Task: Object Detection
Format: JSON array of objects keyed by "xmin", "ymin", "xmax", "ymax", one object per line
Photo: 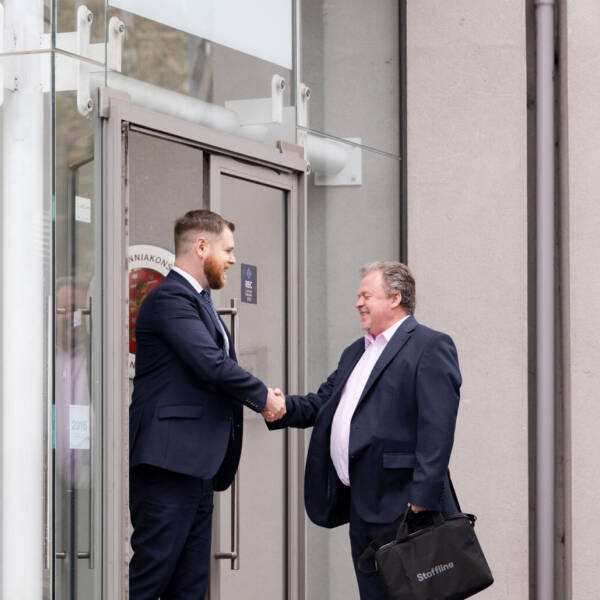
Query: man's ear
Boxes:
[
  {"xmin": 195, "ymin": 236, "xmax": 208, "ymax": 257},
  {"xmin": 390, "ymin": 293, "xmax": 402, "ymax": 308}
]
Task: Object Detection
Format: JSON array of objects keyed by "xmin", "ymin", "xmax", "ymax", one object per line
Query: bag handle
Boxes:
[
  {"xmin": 357, "ymin": 508, "xmax": 412, "ymax": 576},
  {"xmin": 394, "ymin": 509, "xmax": 445, "ymax": 542}
]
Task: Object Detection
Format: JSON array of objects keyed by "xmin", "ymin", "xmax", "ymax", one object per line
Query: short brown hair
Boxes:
[
  {"xmin": 360, "ymin": 261, "xmax": 416, "ymax": 315},
  {"xmin": 174, "ymin": 209, "xmax": 235, "ymax": 255}
]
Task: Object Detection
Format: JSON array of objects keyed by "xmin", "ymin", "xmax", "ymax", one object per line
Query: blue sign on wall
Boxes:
[{"xmin": 241, "ymin": 264, "xmax": 257, "ymax": 304}]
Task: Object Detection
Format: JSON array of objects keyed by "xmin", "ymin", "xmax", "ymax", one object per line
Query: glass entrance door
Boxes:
[
  {"xmin": 209, "ymin": 156, "xmax": 295, "ymax": 599},
  {"xmin": 121, "ymin": 123, "xmax": 304, "ymax": 599}
]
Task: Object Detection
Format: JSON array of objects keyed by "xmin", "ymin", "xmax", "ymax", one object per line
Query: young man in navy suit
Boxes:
[
  {"xmin": 266, "ymin": 262, "xmax": 461, "ymax": 599},
  {"xmin": 129, "ymin": 209, "xmax": 285, "ymax": 599}
]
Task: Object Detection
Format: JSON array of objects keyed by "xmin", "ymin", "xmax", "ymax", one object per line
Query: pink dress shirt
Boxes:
[{"xmin": 330, "ymin": 316, "xmax": 409, "ymax": 486}]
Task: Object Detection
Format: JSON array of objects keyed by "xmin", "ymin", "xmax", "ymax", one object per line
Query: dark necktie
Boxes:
[{"xmin": 200, "ymin": 290, "xmax": 230, "ymax": 356}]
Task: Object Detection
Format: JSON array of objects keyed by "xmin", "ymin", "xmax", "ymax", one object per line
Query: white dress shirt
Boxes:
[{"xmin": 330, "ymin": 316, "xmax": 409, "ymax": 486}]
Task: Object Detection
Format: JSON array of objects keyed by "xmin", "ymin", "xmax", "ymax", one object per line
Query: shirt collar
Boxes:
[
  {"xmin": 172, "ymin": 265, "xmax": 204, "ymax": 295},
  {"xmin": 364, "ymin": 315, "xmax": 410, "ymax": 349}
]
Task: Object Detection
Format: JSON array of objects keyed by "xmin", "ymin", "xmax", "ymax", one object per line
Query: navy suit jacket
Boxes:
[
  {"xmin": 269, "ymin": 316, "xmax": 461, "ymax": 526},
  {"xmin": 130, "ymin": 270, "xmax": 267, "ymax": 491}
]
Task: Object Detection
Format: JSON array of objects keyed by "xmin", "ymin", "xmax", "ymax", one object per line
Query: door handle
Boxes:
[
  {"xmin": 215, "ymin": 299, "xmax": 240, "ymax": 570},
  {"xmin": 56, "ymin": 297, "xmax": 95, "ymax": 568},
  {"xmin": 45, "ymin": 296, "xmax": 53, "ymax": 570},
  {"xmin": 86, "ymin": 297, "xmax": 95, "ymax": 569}
]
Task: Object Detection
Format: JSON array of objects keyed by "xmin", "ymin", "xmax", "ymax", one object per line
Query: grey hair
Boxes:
[{"xmin": 360, "ymin": 261, "xmax": 416, "ymax": 315}]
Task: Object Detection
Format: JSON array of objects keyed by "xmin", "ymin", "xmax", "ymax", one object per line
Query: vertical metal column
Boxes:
[
  {"xmin": 535, "ymin": 1, "xmax": 556, "ymax": 599},
  {"xmin": 1, "ymin": 1, "xmax": 46, "ymax": 598}
]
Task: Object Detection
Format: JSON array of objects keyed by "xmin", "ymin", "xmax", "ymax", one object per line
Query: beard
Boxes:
[{"xmin": 204, "ymin": 254, "xmax": 226, "ymax": 289}]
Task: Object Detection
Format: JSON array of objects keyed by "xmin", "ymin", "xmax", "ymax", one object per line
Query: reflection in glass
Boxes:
[
  {"xmin": 53, "ymin": 54, "xmax": 102, "ymax": 600},
  {"xmin": 301, "ymin": 0, "xmax": 400, "ymax": 155}
]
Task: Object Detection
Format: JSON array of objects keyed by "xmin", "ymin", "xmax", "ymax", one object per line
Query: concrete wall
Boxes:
[
  {"xmin": 564, "ymin": 3, "xmax": 600, "ymax": 598},
  {"xmin": 406, "ymin": 2, "xmax": 529, "ymax": 597}
]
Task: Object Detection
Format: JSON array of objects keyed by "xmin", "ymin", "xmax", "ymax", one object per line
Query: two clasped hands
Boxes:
[{"xmin": 262, "ymin": 387, "xmax": 286, "ymax": 422}]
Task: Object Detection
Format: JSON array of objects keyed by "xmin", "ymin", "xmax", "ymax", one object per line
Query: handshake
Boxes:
[{"xmin": 262, "ymin": 387, "xmax": 286, "ymax": 422}]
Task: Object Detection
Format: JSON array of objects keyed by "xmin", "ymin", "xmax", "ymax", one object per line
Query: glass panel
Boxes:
[
  {"xmin": 55, "ymin": 0, "xmax": 106, "ymax": 60},
  {"xmin": 212, "ymin": 175, "xmax": 287, "ymax": 599},
  {"xmin": 105, "ymin": 4, "xmax": 294, "ymax": 148},
  {"xmin": 0, "ymin": 52, "xmax": 53, "ymax": 598},
  {"xmin": 304, "ymin": 143, "xmax": 400, "ymax": 598},
  {"xmin": 109, "ymin": 0, "xmax": 292, "ymax": 69},
  {"xmin": 125, "ymin": 128, "xmax": 204, "ymax": 569},
  {"xmin": 0, "ymin": 0, "xmax": 52, "ymax": 53},
  {"xmin": 128, "ymin": 130, "xmax": 203, "ymax": 251},
  {"xmin": 53, "ymin": 53, "xmax": 102, "ymax": 599},
  {"xmin": 301, "ymin": 0, "xmax": 401, "ymax": 156}
]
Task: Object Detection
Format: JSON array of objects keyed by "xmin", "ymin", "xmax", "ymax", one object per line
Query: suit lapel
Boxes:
[
  {"xmin": 167, "ymin": 270, "xmax": 230, "ymax": 354},
  {"xmin": 356, "ymin": 316, "xmax": 417, "ymax": 407}
]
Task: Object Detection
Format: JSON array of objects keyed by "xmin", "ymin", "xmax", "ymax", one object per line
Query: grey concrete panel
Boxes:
[
  {"xmin": 407, "ymin": 2, "xmax": 528, "ymax": 598},
  {"xmin": 564, "ymin": 3, "xmax": 600, "ymax": 597}
]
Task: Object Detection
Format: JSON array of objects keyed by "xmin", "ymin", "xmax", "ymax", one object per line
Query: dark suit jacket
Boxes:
[
  {"xmin": 130, "ymin": 270, "xmax": 267, "ymax": 491},
  {"xmin": 269, "ymin": 315, "xmax": 461, "ymax": 526}
]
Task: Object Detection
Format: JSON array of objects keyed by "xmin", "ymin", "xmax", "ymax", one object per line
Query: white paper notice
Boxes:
[
  {"xmin": 69, "ymin": 405, "xmax": 90, "ymax": 449},
  {"xmin": 75, "ymin": 195, "xmax": 92, "ymax": 223}
]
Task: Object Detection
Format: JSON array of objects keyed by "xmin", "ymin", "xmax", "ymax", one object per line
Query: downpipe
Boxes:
[{"xmin": 535, "ymin": 1, "xmax": 556, "ymax": 599}]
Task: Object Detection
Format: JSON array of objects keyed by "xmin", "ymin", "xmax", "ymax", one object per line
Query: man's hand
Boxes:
[
  {"xmin": 409, "ymin": 503, "xmax": 429, "ymax": 514},
  {"xmin": 262, "ymin": 388, "xmax": 286, "ymax": 422}
]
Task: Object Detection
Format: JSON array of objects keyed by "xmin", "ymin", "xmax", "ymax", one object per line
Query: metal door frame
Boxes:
[{"xmin": 99, "ymin": 86, "xmax": 308, "ymax": 600}]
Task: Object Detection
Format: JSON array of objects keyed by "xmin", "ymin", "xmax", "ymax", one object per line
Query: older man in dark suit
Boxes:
[
  {"xmin": 129, "ymin": 209, "xmax": 284, "ymax": 600},
  {"xmin": 266, "ymin": 261, "xmax": 461, "ymax": 599}
]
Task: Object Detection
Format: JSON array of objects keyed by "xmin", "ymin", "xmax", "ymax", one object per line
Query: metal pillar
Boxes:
[{"xmin": 1, "ymin": 1, "xmax": 46, "ymax": 598}]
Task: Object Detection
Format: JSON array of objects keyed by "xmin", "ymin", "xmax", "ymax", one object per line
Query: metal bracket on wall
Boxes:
[
  {"xmin": 312, "ymin": 136, "xmax": 362, "ymax": 187},
  {"xmin": 296, "ymin": 81, "xmax": 362, "ymax": 186},
  {"xmin": 225, "ymin": 73, "xmax": 288, "ymax": 144},
  {"xmin": 108, "ymin": 16, "xmax": 126, "ymax": 73},
  {"xmin": 0, "ymin": 5, "xmax": 124, "ymax": 116},
  {"xmin": 296, "ymin": 83, "xmax": 310, "ymax": 149},
  {"xmin": 75, "ymin": 5, "xmax": 94, "ymax": 115}
]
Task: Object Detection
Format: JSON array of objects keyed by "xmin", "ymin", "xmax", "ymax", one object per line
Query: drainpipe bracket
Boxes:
[{"xmin": 313, "ymin": 136, "xmax": 362, "ymax": 187}]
